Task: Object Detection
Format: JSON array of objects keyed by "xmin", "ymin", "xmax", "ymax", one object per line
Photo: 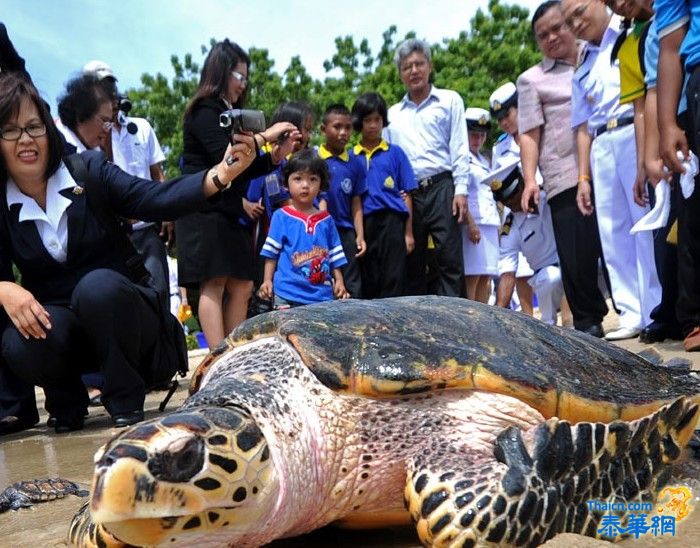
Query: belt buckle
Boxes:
[
  {"xmin": 606, "ymin": 118, "xmax": 618, "ymax": 130},
  {"xmin": 419, "ymin": 176, "xmax": 432, "ymax": 189}
]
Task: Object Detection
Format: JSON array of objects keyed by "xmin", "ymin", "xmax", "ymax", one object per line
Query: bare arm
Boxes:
[
  {"xmin": 575, "ymin": 124, "xmax": 594, "ymax": 215},
  {"xmin": 332, "ymin": 268, "xmax": 349, "ymax": 299},
  {"xmin": 149, "ymin": 162, "xmax": 166, "ymax": 182},
  {"xmin": 496, "ymin": 272, "xmax": 516, "ymax": 308},
  {"xmin": 351, "ymin": 195, "xmax": 366, "ymax": 258},
  {"xmin": 631, "ymin": 95, "xmax": 648, "ymax": 206},
  {"xmin": 258, "ymin": 258, "xmax": 277, "ymax": 300},
  {"xmin": 519, "ymin": 127, "xmax": 541, "ymax": 213},
  {"xmin": 404, "ymin": 193, "xmax": 415, "ymax": 254}
]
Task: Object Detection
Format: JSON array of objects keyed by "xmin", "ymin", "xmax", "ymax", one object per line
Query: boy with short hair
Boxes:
[
  {"xmin": 351, "ymin": 92, "xmax": 417, "ymax": 298},
  {"xmin": 318, "ymin": 104, "xmax": 367, "ymax": 298},
  {"xmin": 259, "ymin": 150, "xmax": 349, "ymax": 308}
]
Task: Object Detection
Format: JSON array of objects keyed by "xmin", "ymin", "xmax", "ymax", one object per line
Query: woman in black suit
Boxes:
[
  {"xmin": 0, "ymin": 72, "xmax": 266, "ymax": 432},
  {"xmin": 176, "ymin": 39, "xmax": 299, "ymax": 348}
]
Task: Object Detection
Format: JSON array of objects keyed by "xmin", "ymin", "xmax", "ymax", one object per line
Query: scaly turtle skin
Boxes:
[
  {"xmin": 0, "ymin": 478, "xmax": 87, "ymax": 512},
  {"xmin": 69, "ymin": 296, "xmax": 700, "ymax": 547}
]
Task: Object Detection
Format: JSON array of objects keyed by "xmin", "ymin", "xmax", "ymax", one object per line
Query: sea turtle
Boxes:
[
  {"xmin": 0, "ymin": 478, "xmax": 87, "ymax": 512},
  {"xmin": 69, "ymin": 296, "xmax": 700, "ymax": 547}
]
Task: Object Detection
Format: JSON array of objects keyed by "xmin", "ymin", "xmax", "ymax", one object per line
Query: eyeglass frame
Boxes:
[
  {"xmin": 231, "ymin": 70, "xmax": 248, "ymax": 85},
  {"xmin": 93, "ymin": 115, "xmax": 113, "ymax": 132},
  {"xmin": 564, "ymin": 0, "xmax": 593, "ymax": 28},
  {"xmin": 0, "ymin": 123, "xmax": 47, "ymax": 141}
]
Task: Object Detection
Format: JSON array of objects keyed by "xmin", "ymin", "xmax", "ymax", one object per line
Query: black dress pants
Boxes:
[
  {"xmin": 338, "ymin": 227, "xmax": 363, "ymax": 299},
  {"xmin": 362, "ymin": 211, "xmax": 407, "ymax": 298},
  {"xmin": 548, "ymin": 187, "xmax": 608, "ymax": 330},
  {"xmin": 0, "ymin": 352, "xmax": 39, "ymax": 424},
  {"xmin": 1, "ymin": 269, "xmax": 160, "ymax": 422},
  {"xmin": 405, "ymin": 176, "xmax": 463, "ymax": 297},
  {"xmin": 677, "ymin": 69, "xmax": 700, "ymax": 334}
]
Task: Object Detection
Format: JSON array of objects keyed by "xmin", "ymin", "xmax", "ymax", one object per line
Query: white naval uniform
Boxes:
[
  {"xmin": 492, "ymin": 133, "xmax": 534, "ymax": 278},
  {"xmin": 462, "ymin": 152, "xmax": 499, "ymax": 275},
  {"xmin": 571, "ymin": 15, "xmax": 661, "ymax": 330},
  {"xmin": 500, "ymin": 191, "xmax": 563, "ymax": 325}
]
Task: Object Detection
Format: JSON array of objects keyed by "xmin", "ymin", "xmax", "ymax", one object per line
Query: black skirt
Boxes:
[{"xmin": 175, "ymin": 210, "xmax": 254, "ymax": 288}]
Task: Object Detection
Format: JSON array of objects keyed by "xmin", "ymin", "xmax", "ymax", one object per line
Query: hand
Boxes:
[
  {"xmin": 405, "ymin": 233, "xmax": 415, "ymax": 254},
  {"xmin": 334, "ymin": 281, "xmax": 350, "ymax": 299},
  {"xmin": 159, "ymin": 221, "xmax": 175, "ymax": 249},
  {"xmin": 258, "ymin": 280, "xmax": 273, "ymax": 300},
  {"xmin": 645, "ymin": 157, "xmax": 672, "ymax": 187},
  {"xmin": 520, "ymin": 181, "xmax": 540, "ymax": 213},
  {"xmin": 219, "ymin": 132, "xmax": 257, "ymax": 181},
  {"xmin": 271, "ymin": 129, "xmax": 302, "ymax": 164},
  {"xmin": 355, "ymin": 236, "xmax": 367, "ymax": 258},
  {"xmin": 632, "ymin": 165, "xmax": 649, "ymax": 207},
  {"xmin": 576, "ymin": 179, "xmax": 594, "ymax": 216},
  {"xmin": 242, "ymin": 198, "xmax": 265, "ymax": 220},
  {"xmin": 452, "ymin": 193, "xmax": 468, "ymax": 224},
  {"xmin": 467, "ymin": 222, "xmax": 481, "ymax": 244},
  {"xmin": 0, "ymin": 283, "xmax": 51, "ymax": 339},
  {"xmin": 659, "ymin": 124, "xmax": 690, "ymax": 174},
  {"xmin": 263, "ymin": 121, "xmax": 298, "ymax": 144}
]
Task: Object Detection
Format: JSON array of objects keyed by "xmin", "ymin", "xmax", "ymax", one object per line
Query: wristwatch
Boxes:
[{"xmin": 209, "ymin": 167, "xmax": 231, "ymax": 191}]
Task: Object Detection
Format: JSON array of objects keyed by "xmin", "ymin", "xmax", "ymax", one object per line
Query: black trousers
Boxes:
[
  {"xmin": 405, "ymin": 176, "xmax": 463, "ymax": 297},
  {"xmin": 1, "ymin": 269, "xmax": 160, "ymax": 422},
  {"xmin": 0, "ymin": 351, "xmax": 39, "ymax": 424},
  {"xmin": 362, "ymin": 210, "xmax": 407, "ymax": 298},
  {"xmin": 129, "ymin": 225, "xmax": 169, "ymax": 310},
  {"xmin": 338, "ymin": 227, "xmax": 362, "ymax": 299},
  {"xmin": 677, "ymin": 69, "xmax": 700, "ymax": 335},
  {"xmin": 548, "ymin": 187, "xmax": 608, "ymax": 329}
]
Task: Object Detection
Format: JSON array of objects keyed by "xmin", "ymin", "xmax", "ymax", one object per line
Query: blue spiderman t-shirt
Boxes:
[{"xmin": 261, "ymin": 206, "xmax": 347, "ymax": 304}]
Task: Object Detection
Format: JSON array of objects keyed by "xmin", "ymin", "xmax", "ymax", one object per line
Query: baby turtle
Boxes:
[{"xmin": 0, "ymin": 478, "xmax": 87, "ymax": 512}]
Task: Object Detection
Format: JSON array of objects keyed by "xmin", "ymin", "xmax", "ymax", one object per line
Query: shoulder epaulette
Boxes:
[{"xmin": 500, "ymin": 212, "xmax": 514, "ymax": 237}]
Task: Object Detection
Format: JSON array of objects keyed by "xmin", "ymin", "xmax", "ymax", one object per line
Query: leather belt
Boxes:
[
  {"xmin": 595, "ymin": 116, "xmax": 634, "ymax": 137},
  {"xmin": 417, "ymin": 170, "xmax": 452, "ymax": 190}
]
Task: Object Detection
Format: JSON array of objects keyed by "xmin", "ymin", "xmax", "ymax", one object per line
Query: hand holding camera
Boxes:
[{"xmin": 262, "ymin": 122, "xmax": 302, "ymax": 164}]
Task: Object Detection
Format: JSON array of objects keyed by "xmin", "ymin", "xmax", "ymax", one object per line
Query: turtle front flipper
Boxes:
[
  {"xmin": 68, "ymin": 501, "xmax": 126, "ymax": 548},
  {"xmin": 405, "ymin": 397, "xmax": 699, "ymax": 547}
]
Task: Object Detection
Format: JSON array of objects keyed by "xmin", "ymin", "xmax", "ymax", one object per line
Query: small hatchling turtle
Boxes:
[
  {"xmin": 0, "ymin": 478, "xmax": 87, "ymax": 512},
  {"xmin": 69, "ymin": 296, "xmax": 700, "ymax": 547}
]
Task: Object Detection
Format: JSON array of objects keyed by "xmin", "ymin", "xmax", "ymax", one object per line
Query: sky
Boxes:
[{"xmin": 3, "ymin": 0, "xmax": 542, "ymax": 112}]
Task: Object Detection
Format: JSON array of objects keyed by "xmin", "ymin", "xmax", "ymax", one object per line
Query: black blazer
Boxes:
[{"xmin": 0, "ymin": 153, "xmax": 214, "ymax": 305}]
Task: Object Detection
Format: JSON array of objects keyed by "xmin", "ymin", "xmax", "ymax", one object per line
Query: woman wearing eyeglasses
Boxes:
[
  {"xmin": 55, "ymin": 72, "xmax": 114, "ymax": 153},
  {"xmin": 176, "ymin": 39, "xmax": 300, "ymax": 349},
  {"xmin": 0, "ymin": 71, "xmax": 263, "ymax": 433}
]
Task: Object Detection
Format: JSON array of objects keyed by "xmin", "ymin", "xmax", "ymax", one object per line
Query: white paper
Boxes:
[{"xmin": 630, "ymin": 180, "xmax": 671, "ymax": 234}]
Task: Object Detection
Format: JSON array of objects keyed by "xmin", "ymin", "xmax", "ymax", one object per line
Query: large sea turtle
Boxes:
[{"xmin": 69, "ymin": 296, "xmax": 700, "ymax": 547}]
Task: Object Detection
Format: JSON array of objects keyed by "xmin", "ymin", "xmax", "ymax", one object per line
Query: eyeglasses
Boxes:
[
  {"xmin": 0, "ymin": 123, "xmax": 47, "ymax": 141},
  {"xmin": 231, "ymin": 70, "xmax": 248, "ymax": 85},
  {"xmin": 400, "ymin": 60, "xmax": 428, "ymax": 73},
  {"xmin": 565, "ymin": 0, "xmax": 592, "ymax": 27},
  {"xmin": 94, "ymin": 115, "xmax": 113, "ymax": 132}
]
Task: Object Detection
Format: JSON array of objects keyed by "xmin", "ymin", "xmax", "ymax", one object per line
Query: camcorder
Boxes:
[{"xmin": 219, "ymin": 109, "xmax": 266, "ymax": 141}]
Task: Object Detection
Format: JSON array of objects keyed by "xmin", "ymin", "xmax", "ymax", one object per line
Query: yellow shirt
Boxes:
[{"xmin": 619, "ymin": 22, "xmax": 648, "ymax": 105}]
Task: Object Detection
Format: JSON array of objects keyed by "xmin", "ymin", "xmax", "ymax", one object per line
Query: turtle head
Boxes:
[{"xmin": 89, "ymin": 406, "xmax": 278, "ymax": 545}]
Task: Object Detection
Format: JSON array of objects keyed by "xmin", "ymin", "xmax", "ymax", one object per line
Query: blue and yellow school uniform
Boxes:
[
  {"xmin": 261, "ymin": 206, "xmax": 347, "ymax": 305},
  {"xmin": 351, "ymin": 140, "xmax": 416, "ymax": 298}
]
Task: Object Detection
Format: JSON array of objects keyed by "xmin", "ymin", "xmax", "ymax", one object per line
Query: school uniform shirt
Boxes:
[
  {"xmin": 352, "ymin": 140, "xmax": 417, "ymax": 216},
  {"xmin": 618, "ymin": 22, "xmax": 648, "ymax": 105},
  {"xmin": 245, "ymin": 161, "xmax": 289, "ymax": 222},
  {"xmin": 499, "ymin": 191, "xmax": 559, "ymax": 274},
  {"xmin": 467, "ymin": 152, "xmax": 499, "ymax": 226},
  {"xmin": 572, "ymin": 15, "xmax": 633, "ymax": 133},
  {"xmin": 318, "ymin": 144, "xmax": 367, "ymax": 229},
  {"xmin": 385, "ymin": 85, "xmax": 470, "ymax": 196},
  {"xmin": 261, "ymin": 206, "xmax": 347, "ymax": 304},
  {"xmin": 656, "ymin": 0, "xmax": 700, "ymax": 72},
  {"xmin": 111, "ymin": 114, "xmax": 166, "ymax": 180}
]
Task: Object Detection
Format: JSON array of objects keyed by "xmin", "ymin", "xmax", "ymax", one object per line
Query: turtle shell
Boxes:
[{"xmin": 191, "ymin": 296, "xmax": 700, "ymax": 423}]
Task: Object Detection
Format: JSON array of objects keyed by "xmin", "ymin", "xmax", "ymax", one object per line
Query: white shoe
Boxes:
[{"xmin": 604, "ymin": 327, "xmax": 642, "ymax": 341}]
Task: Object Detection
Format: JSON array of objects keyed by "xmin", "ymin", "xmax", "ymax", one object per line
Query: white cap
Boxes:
[
  {"xmin": 83, "ymin": 60, "xmax": 117, "ymax": 81},
  {"xmin": 489, "ymin": 82, "xmax": 517, "ymax": 119},
  {"xmin": 465, "ymin": 107, "xmax": 491, "ymax": 131},
  {"xmin": 482, "ymin": 157, "xmax": 522, "ymax": 202}
]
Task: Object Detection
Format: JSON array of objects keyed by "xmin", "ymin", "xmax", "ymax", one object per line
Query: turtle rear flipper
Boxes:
[{"xmin": 405, "ymin": 397, "xmax": 699, "ymax": 547}]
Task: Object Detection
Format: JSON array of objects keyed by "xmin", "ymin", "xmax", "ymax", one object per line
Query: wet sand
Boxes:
[{"xmin": 1, "ymin": 317, "xmax": 699, "ymax": 547}]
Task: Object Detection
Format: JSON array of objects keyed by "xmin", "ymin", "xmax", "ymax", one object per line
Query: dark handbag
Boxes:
[{"xmin": 63, "ymin": 152, "xmax": 187, "ymax": 407}]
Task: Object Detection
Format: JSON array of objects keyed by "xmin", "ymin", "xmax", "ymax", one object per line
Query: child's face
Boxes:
[
  {"xmin": 287, "ymin": 168, "xmax": 321, "ymax": 209},
  {"xmin": 321, "ymin": 113, "xmax": 352, "ymax": 154},
  {"xmin": 361, "ymin": 112, "xmax": 384, "ymax": 143},
  {"xmin": 296, "ymin": 114, "xmax": 315, "ymax": 151}
]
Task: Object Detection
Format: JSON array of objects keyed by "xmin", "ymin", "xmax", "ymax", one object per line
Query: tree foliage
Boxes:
[{"xmin": 125, "ymin": 0, "xmax": 540, "ymax": 177}]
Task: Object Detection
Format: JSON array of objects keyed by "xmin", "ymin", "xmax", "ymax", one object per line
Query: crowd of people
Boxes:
[{"xmin": 1, "ymin": 0, "xmax": 699, "ymax": 437}]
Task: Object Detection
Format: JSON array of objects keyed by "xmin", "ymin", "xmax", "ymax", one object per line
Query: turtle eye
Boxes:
[{"xmin": 148, "ymin": 436, "xmax": 205, "ymax": 482}]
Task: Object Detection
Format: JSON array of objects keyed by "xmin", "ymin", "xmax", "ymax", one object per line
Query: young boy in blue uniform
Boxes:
[
  {"xmin": 259, "ymin": 150, "xmax": 349, "ymax": 307},
  {"xmin": 318, "ymin": 104, "xmax": 367, "ymax": 298},
  {"xmin": 351, "ymin": 92, "xmax": 417, "ymax": 298}
]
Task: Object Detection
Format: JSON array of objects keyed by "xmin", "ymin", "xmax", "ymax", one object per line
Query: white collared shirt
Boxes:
[
  {"xmin": 385, "ymin": 86, "xmax": 470, "ymax": 195},
  {"xmin": 54, "ymin": 118, "xmax": 92, "ymax": 153},
  {"xmin": 6, "ymin": 163, "xmax": 78, "ymax": 263},
  {"xmin": 111, "ymin": 114, "xmax": 165, "ymax": 180},
  {"xmin": 467, "ymin": 151, "xmax": 499, "ymax": 226}
]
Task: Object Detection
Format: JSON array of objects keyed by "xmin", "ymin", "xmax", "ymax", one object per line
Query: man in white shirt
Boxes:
[{"xmin": 384, "ymin": 39, "xmax": 472, "ymax": 297}]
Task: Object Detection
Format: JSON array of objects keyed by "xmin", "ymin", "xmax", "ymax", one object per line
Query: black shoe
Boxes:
[
  {"xmin": 54, "ymin": 415, "xmax": 85, "ymax": 434},
  {"xmin": 111, "ymin": 410, "xmax": 144, "ymax": 428},
  {"xmin": 48, "ymin": 408, "xmax": 89, "ymax": 427},
  {"xmin": 89, "ymin": 394, "xmax": 102, "ymax": 407},
  {"xmin": 638, "ymin": 321, "xmax": 684, "ymax": 344},
  {"xmin": 0, "ymin": 415, "xmax": 39, "ymax": 436},
  {"xmin": 578, "ymin": 323, "xmax": 604, "ymax": 338}
]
